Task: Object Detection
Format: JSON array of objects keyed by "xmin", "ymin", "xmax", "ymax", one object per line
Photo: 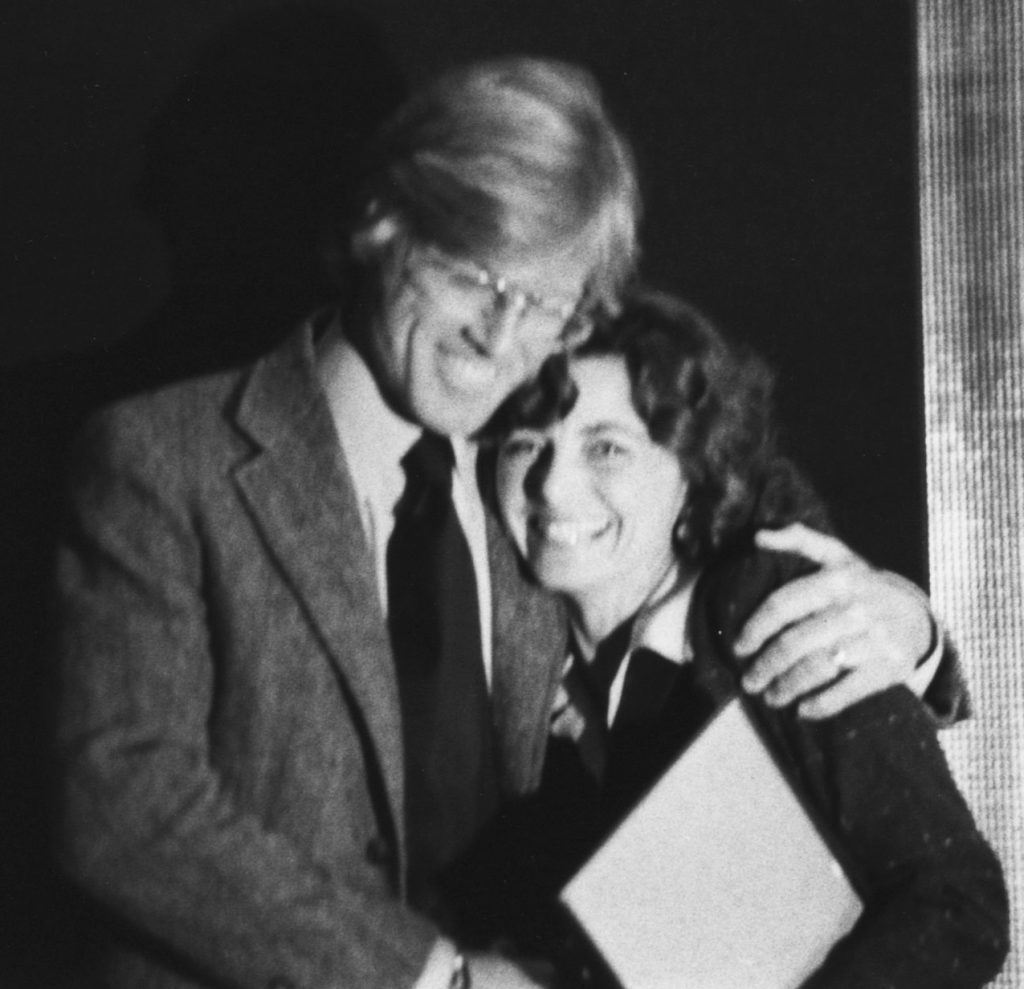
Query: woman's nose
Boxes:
[{"xmin": 525, "ymin": 443, "xmax": 573, "ymax": 504}]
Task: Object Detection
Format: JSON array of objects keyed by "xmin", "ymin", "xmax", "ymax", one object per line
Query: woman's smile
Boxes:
[{"xmin": 527, "ymin": 513, "xmax": 615, "ymax": 548}]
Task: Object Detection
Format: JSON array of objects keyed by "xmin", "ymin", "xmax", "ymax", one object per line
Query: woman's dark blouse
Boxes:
[{"xmin": 442, "ymin": 547, "xmax": 1009, "ymax": 989}]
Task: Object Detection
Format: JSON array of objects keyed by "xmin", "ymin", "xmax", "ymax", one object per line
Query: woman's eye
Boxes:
[
  {"xmin": 501, "ymin": 435, "xmax": 543, "ymax": 459},
  {"xmin": 588, "ymin": 439, "xmax": 628, "ymax": 463}
]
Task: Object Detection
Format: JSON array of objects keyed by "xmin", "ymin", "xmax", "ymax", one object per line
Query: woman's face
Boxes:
[{"xmin": 497, "ymin": 355, "xmax": 689, "ymax": 614}]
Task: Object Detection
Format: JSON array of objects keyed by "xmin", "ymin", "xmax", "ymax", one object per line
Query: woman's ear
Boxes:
[{"xmin": 674, "ymin": 498, "xmax": 692, "ymax": 543}]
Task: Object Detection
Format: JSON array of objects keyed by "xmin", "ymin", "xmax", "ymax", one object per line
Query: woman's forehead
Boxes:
[
  {"xmin": 569, "ymin": 353, "xmax": 627, "ymax": 396},
  {"xmin": 565, "ymin": 355, "xmax": 644, "ymax": 429}
]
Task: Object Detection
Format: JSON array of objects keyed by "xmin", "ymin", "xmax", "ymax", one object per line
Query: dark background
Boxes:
[{"xmin": 0, "ymin": 0, "xmax": 922, "ymax": 984}]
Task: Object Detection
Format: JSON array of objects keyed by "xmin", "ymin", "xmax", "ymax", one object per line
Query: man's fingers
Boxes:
[
  {"xmin": 748, "ymin": 637, "xmax": 904, "ymax": 720},
  {"xmin": 796, "ymin": 668, "xmax": 882, "ymax": 721},
  {"xmin": 736, "ymin": 528, "xmax": 934, "ymax": 718},
  {"xmin": 754, "ymin": 523, "xmax": 862, "ymax": 568},
  {"xmin": 753, "ymin": 650, "xmax": 846, "ymax": 708},
  {"xmin": 735, "ymin": 569, "xmax": 860, "ymax": 658},
  {"xmin": 740, "ymin": 607, "xmax": 860, "ymax": 691},
  {"xmin": 744, "ymin": 606, "xmax": 904, "ymax": 686}
]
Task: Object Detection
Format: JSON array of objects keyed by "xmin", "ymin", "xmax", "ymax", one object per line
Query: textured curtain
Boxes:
[{"xmin": 918, "ymin": 2, "xmax": 1024, "ymax": 984}]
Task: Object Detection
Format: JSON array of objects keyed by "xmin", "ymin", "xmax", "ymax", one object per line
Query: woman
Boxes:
[{"xmin": 462, "ymin": 289, "xmax": 1008, "ymax": 987}]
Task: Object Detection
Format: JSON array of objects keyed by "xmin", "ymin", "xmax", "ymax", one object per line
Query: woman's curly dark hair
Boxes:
[{"xmin": 482, "ymin": 287, "xmax": 830, "ymax": 567}]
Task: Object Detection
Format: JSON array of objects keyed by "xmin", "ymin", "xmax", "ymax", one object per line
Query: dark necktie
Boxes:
[
  {"xmin": 575, "ymin": 618, "xmax": 635, "ymax": 725},
  {"xmin": 613, "ymin": 647, "xmax": 682, "ymax": 728},
  {"xmin": 386, "ymin": 431, "xmax": 497, "ymax": 889},
  {"xmin": 559, "ymin": 621, "xmax": 634, "ymax": 783},
  {"xmin": 605, "ymin": 650, "xmax": 714, "ymax": 817}
]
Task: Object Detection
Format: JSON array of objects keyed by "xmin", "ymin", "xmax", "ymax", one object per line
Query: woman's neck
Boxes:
[{"xmin": 567, "ymin": 559, "xmax": 687, "ymax": 663}]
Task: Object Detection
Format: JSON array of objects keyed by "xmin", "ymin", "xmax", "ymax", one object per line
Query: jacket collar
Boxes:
[
  {"xmin": 488, "ymin": 512, "xmax": 568, "ymax": 793},
  {"xmin": 228, "ymin": 318, "xmax": 566, "ymax": 835},
  {"xmin": 230, "ymin": 318, "xmax": 409, "ymax": 866}
]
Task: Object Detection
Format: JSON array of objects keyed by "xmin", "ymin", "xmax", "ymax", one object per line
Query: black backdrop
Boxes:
[{"xmin": 0, "ymin": 1, "xmax": 922, "ymax": 982}]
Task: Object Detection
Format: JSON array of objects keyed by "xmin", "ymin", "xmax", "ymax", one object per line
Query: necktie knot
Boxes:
[
  {"xmin": 396, "ymin": 432, "xmax": 455, "ymax": 522},
  {"xmin": 404, "ymin": 431, "xmax": 455, "ymax": 489},
  {"xmin": 574, "ymin": 618, "xmax": 635, "ymax": 719},
  {"xmin": 615, "ymin": 647, "xmax": 683, "ymax": 727}
]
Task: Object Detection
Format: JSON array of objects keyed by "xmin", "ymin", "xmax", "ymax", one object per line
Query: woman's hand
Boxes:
[{"xmin": 734, "ymin": 524, "xmax": 936, "ymax": 719}]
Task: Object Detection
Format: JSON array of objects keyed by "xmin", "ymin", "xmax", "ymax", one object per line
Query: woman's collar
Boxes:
[{"xmin": 628, "ymin": 565, "xmax": 701, "ymax": 665}]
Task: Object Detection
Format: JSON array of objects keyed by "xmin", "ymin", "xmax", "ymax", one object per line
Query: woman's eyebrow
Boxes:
[{"xmin": 580, "ymin": 421, "xmax": 644, "ymax": 437}]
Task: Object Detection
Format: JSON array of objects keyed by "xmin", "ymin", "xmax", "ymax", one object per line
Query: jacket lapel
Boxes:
[
  {"xmin": 487, "ymin": 512, "xmax": 567, "ymax": 794},
  {"xmin": 229, "ymin": 325, "xmax": 407, "ymax": 857},
  {"xmin": 228, "ymin": 326, "xmax": 568, "ymax": 851}
]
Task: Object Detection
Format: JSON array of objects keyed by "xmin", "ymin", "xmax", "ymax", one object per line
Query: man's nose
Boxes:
[{"xmin": 477, "ymin": 294, "xmax": 528, "ymax": 356}]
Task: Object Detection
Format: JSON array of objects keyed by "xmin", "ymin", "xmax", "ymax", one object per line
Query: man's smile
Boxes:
[{"xmin": 436, "ymin": 338, "xmax": 501, "ymax": 392}]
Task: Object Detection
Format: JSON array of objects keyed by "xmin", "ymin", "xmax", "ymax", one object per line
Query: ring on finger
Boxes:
[{"xmin": 830, "ymin": 646, "xmax": 859, "ymax": 672}]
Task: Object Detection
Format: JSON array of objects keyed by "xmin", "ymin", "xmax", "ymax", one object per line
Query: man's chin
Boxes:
[
  {"xmin": 436, "ymin": 349, "xmax": 501, "ymax": 394},
  {"xmin": 415, "ymin": 398, "xmax": 497, "ymax": 439}
]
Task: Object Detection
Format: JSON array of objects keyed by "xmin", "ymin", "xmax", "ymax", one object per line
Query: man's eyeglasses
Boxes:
[{"xmin": 409, "ymin": 247, "xmax": 592, "ymax": 347}]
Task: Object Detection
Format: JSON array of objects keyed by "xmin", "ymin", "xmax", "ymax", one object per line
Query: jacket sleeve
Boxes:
[
  {"xmin": 53, "ymin": 406, "xmax": 438, "ymax": 989},
  {"xmin": 921, "ymin": 626, "xmax": 972, "ymax": 727},
  {"xmin": 790, "ymin": 687, "xmax": 1009, "ymax": 988},
  {"xmin": 709, "ymin": 551, "xmax": 1008, "ymax": 989}
]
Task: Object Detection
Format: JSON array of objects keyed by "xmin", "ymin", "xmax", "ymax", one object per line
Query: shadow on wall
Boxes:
[
  {"xmin": 0, "ymin": 7, "xmax": 405, "ymax": 984},
  {"xmin": 128, "ymin": 2, "xmax": 408, "ymax": 384}
]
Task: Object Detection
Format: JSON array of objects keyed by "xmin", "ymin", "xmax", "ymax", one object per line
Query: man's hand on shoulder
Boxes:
[{"xmin": 734, "ymin": 523, "xmax": 936, "ymax": 720}]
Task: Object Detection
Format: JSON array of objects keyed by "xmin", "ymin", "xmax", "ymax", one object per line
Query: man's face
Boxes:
[{"xmin": 367, "ymin": 237, "xmax": 595, "ymax": 437}]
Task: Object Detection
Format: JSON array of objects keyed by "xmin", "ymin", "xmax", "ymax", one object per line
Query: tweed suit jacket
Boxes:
[{"xmin": 53, "ymin": 323, "xmax": 567, "ymax": 989}]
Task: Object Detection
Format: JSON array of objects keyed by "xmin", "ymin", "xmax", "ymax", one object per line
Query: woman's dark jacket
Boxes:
[{"xmin": 442, "ymin": 546, "xmax": 1009, "ymax": 989}]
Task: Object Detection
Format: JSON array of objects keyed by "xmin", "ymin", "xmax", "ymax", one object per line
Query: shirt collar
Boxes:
[
  {"xmin": 316, "ymin": 316, "xmax": 478, "ymax": 491},
  {"xmin": 627, "ymin": 565, "xmax": 700, "ymax": 666},
  {"xmin": 317, "ymin": 316, "xmax": 418, "ymax": 478}
]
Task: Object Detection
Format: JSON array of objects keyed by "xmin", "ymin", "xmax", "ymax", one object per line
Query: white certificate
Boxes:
[{"xmin": 559, "ymin": 697, "xmax": 863, "ymax": 989}]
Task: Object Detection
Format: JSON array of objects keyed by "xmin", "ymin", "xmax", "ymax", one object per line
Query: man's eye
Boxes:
[{"xmin": 447, "ymin": 269, "xmax": 486, "ymax": 291}]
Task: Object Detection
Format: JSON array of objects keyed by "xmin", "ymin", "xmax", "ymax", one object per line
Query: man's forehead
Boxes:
[{"xmin": 482, "ymin": 240, "xmax": 598, "ymax": 295}]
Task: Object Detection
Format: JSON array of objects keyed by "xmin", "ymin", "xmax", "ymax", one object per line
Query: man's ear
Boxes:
[{"xmin": 350, "ymin": 209, "xmax": 405, "ymax": 263}]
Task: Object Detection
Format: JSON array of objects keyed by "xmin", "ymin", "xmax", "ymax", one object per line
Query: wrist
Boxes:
[
  {"xmin": 916, "ymin": 612, "xmax": 940, "ymax": 668},
  {"xmin": 449, "ymin": 951, "xmax": 471, "ymax": 989},
  {"xmin": 413, "ymin": 938, "xmax": 463, "ymax": 989}
]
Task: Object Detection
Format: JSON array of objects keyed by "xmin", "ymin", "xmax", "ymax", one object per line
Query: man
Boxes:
[{"xmin": 54, "ymin": 57, "xmax": 951, "ymax": 989}]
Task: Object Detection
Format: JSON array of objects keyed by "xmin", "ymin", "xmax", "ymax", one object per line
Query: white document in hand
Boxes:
[{"xmin": 559, "ymin": 697, "xmax": 863, "ymax": 989}]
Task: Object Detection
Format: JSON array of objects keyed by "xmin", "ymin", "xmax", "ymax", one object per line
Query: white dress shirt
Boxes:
[
  {"xmin": 316, "ymin": 318, "xmax": 493, "ymax": 686},
  {"xmin": 605, "ymin": 566, "xmax": 698, "ymax": 726},
  {"xmin": 316, "ymin": 317, "xmax": 495, "ymax": 989}
]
